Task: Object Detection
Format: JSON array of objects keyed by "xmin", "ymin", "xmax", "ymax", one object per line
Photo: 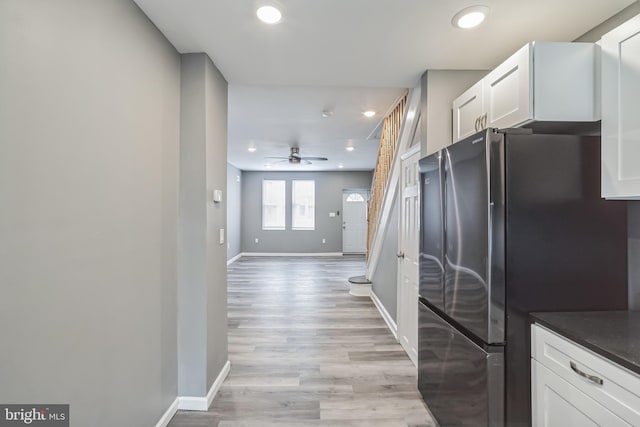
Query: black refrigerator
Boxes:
[{"xmin": 417, "ymin": 128, "xmax": 628, "ymax": 427}]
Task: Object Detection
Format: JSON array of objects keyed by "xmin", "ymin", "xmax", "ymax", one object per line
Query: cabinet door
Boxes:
[
  {"xmin": 452, "ymin": 80, "xmax": 484, "ymax": 142},
  {"xmin": 484, "ymin": 43, "xmax": 532, "ymax": 129},
  {"xmin": 532, "ymin": 361, "xmax": 631, "ymax": 427},
  {"xmin": 601, "ymin": 14, "xmax": 640, "ymax": 199}
]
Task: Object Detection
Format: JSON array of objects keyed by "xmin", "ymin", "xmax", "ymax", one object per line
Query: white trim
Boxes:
[
  {"xmin": 366, "ymin": 87, "xmax": 421, "ymax": 280},
  {"xmin": 400, "ymin": 144, "xmax": 421, "ymax": 161},
  {"xmin": 155, "ymin": 398, "xmax": 179, "ymax": 427},
  {"xmin": 370, "ymin": 290, "xmax": 398, "ymax": 341},
  {"xmin": 177, "ymin": 396, "xmax": 207, "ymax": 412},
  {"xmin": 207, "ymin": 360, "xmax": 230, "ymax": 409},
  {"xmin": 178, "ymin": 360, "xmax": 231, "ymax": 411},
  {"xmin": 227, "ymin": 253, "xmax": 243, "ymax": 265},
  {"xmin": 242, "ymin": 252, "xmax": 343, "ymax": 257}
]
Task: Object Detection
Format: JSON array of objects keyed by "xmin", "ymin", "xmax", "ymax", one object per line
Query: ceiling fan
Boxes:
[{"xmin": 265, "ymin": 147, "xmax": 328, "ymax": 165}]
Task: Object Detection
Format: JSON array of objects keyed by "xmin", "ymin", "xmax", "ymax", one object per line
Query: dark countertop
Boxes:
[{"xmin": 531, "ymin": 311, "xmax": 640, "ymax": 376}]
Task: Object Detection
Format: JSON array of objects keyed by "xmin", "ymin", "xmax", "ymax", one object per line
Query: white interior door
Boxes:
[
  {"xmin": 342, "ymin": 190, "xmax": 368, "ymax": 254},
  {"xmin": 398, "ymin": 148, "xmax": 420, "ymax": 366}
]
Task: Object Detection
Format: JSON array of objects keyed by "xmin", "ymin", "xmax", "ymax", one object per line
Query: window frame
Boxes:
[
  {"xmin": 291, "ymin": 179, "xmax": 316, "ymax": 231},
  {"xmin": 261, "ymin": 179, "xmax": 286, "ymax": 231}
]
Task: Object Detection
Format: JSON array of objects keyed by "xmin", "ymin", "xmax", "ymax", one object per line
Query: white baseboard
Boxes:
[
  {"xmin": 242, "ymin": 252, "xmax": 343, "ymax": 257},
  {"xmin": 155, "ymin": 397, "xmax": 179, "ymax": 427},
  {"xmin": 207, "ymin": 360, "xmax": 230, "ymax": 408},
  {"xmin": 370, "ymin": 290, "xmax": 398, "ymax": 341},
  {"xmin": 227, "ymin": 253, "xmax": 243, "ymax": 265},
  {"xmin": 177, "ymin": 360, "xmax": 231, "ymax": 411}
]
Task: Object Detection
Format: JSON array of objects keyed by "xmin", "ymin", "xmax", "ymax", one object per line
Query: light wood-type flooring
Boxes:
[{"xmin": 168, "ymin": 256, "xmax": 435, "ymax": 427}]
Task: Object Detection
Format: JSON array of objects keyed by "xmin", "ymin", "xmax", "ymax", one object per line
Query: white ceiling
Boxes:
[{"xmin": 134, "ymin": 0, "xmax": 635, "ymax": 171}]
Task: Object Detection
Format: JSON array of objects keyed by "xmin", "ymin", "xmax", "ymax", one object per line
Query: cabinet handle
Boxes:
[
  {"xmin": 475, "ymin": 117, "xmax": 480, "ymax": 132},
  {"xmin": 570, "ymin": 361, "xmax": 604, "ymax": 385},
  {"xmin": 482, "ymin": 113, "xmax": 488, "ymax": 129}
]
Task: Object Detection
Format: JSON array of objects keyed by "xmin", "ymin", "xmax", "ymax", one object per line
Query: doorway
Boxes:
[
  {"xmin": 342, "ymin": 190, "xmax": 369, "ymax": 254},
  {"xmin": 397, "ymin": 146, "xmax": 420, "ymax": 366}
]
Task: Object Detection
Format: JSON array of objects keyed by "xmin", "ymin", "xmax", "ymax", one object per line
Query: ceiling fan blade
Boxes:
[
  {"xmin": 265, "ymin": 159, "xmax": 289, "ymax": 165},
  {"xmin": 300, "ymin": 156, "xmax": 328, "ymax": 161},
  {"xmin": 264, "ymin": 156, "xmax": 289, "ymax": 159}
]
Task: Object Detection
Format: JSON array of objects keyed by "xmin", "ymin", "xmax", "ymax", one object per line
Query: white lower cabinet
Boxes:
[
  {"xmin": 531, "ymin": 325, "xmax": 640, "ymax": 427},
  {"xmin": 532, "ymin": 361, "xmax": 630, "ymax": 427}
]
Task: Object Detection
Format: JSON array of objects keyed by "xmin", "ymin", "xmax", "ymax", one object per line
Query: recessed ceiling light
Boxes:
[
  {"xmin": 256, "ymin": 5, "xmax": 282, "ymax": 24},
  {"xmin": 338, "ymin": 163, "xmax": 344, "ymax": 169},
  {"xmin": 362, "ymin": 111, "xmax": 376, "ymax": 118},
  {"xmin": 321, "ymin": 110, "xmax": 333, "ymax": 118},
  {"xmin": 248, "ymin": 147, "xmax": 257, "ymax": 153},
  {"xmin": 346, "ymin": 146, "xmax": 355, "ymax": 152},
  {"xmin": 452, "ymin": 5, "xmax": 489, "ymax": 29}
]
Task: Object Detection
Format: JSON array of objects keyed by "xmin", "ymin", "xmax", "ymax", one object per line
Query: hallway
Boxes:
[{"xmin": 168, "ymin": 256, "xmax": 434, "ymax": 427}]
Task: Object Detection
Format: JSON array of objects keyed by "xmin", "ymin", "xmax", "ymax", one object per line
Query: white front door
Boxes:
[
  {"xmin": 342, "ymin": 190, "xmax": 368, "ymax": 254},
  {"xmin": 398, "ymin": 148, "xmax": 420, "ymax": 366}
]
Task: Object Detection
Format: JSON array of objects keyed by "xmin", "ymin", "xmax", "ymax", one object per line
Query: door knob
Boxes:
[{"xmin": 397, "ymin": 252, "xmax": 405, "ymax": 259}]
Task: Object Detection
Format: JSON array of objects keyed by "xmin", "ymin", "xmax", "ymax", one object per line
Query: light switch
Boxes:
[
  {"xmin": 219, "ymin": 228, "xmax": 225, "ymax": 245},
  {"xmin": 213, "ymin": 190, "xmax": 223, "ymax": 203},
  {"xmin": 329, "ymin": 212, "xmax": 336, "ymax": 217}
]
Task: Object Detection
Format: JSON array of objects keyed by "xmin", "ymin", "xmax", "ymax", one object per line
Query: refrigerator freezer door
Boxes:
[
  {"xmin": 419, "ymin": 152, "xmax": 445, "ymax": 310},
  {"xmin": 418, "ymin": 301, "xmax": 504, "ymax": 427},
  {"xmin": 443, "ymin": 130, "xmax": 505, "ymax": 344}
]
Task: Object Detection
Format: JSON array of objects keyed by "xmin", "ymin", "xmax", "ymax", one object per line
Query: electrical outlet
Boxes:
[
  {"xmin": 322, "ymin": 238, "xmax": 326, "ymax": 244},
  {"xmin": 255, "ymin": 238, "xmax": 259, "ymax": 243}
]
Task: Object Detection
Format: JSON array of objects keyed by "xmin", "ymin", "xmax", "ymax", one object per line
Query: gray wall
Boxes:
[
  {"xmin": 241, "ymin": 171, "xmax": 372, "ymax": 253},
  {"xmin": 0, "ymin": 1, "xmax": 180, "ymax": 426},
  {"xmin": 371, "ymin": 190, "xmax": 400, "ymax": 321},
  {"xmin": 227, "ymin": 164, "xmax": 243, "ymax": 260},
  {"xmin": 420, "ymin": 70, "xmax": 488, "ymax": 157},
  {"xmin": 204, "ymin": 56, "xmax": 229, "ymax": 392},
  {"xmin": 178, "ymin": 53, "xmax": 228, "ymax": 397},
  {"xmin": 575, "ymin": 1, "xmax": 640, "ymax": 42}
]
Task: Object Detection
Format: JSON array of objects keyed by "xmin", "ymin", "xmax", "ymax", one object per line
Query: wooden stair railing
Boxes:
[{"xmin": 367, "ymin": 93, "xmax": 407, "ymax": 260}]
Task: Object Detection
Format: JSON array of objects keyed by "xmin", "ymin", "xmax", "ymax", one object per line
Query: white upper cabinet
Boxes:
[
  {"xmin": 601, "ymin": 14, "xmax": 640, "ymax": 199},
  {"xmin": 452, "ymin": 42, "xmax": 599, "ymax": 143},
  {"xmin": 452, "ymin": 80, "xmax": 484, "ymax": 142},
  {"xmin": 483, "ymin": 43, "xmax": 531, "ymax": 130}
]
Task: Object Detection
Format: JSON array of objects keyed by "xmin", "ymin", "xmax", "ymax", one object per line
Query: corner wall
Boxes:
[
  {"xmin": 178, "ymin": 53, "xmax": 228, "ymax": 398},
  {"xmin": 0, "ymin": 0, "xmax": 180, "ymax": 425},
  {"xmin": 227, "ymin": 164, "xmax": 243, "ymax": 261}
]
